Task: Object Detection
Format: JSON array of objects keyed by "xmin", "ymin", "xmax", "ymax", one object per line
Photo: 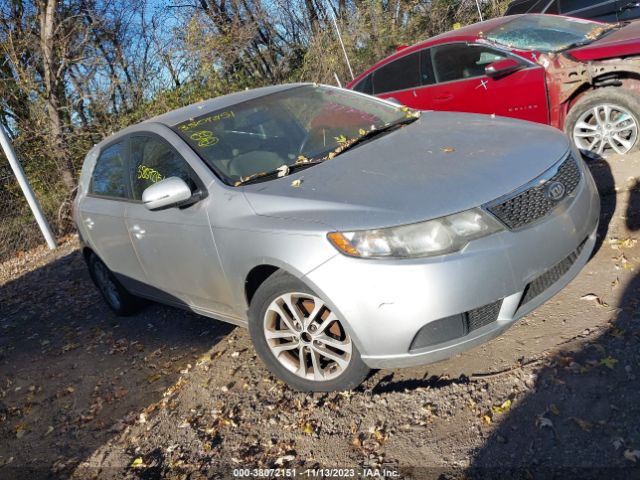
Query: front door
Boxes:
[
  {"xmin": 414, "ymin": 43, "xmax": 549, "ymax": 125},
  {"xmin": 123, "ymin": 133, "xmax": 234, "ymax": 315}
]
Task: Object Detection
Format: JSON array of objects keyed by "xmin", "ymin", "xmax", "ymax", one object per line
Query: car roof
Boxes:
[
  {"xmin": 144, "ymin": 83, "xmax": 306, "ymax": 127},
  {"xmin": 92, "ymin": 83, "xmax": 308, "ymax": 151},
  {"xmin": 347, "ymin": 15, "xmax": 521, "ymax": 88}
]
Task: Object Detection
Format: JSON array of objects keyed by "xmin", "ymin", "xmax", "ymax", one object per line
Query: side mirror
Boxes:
[
  {"xmin": 485, "ymin": 58, "xmax": 523, "ymax": 79},
  {"xmin": 142, "ymin": 177, "xmax": 193, "ymax": 211}
]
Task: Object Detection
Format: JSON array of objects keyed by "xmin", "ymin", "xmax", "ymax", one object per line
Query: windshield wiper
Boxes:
[
  {"xmin": 234, "ymin": 161, "xmax": 323, "ymax": 186},
  {"xmin": 330, "ymin": 115, "xmax": 420, "ymax": 159}
]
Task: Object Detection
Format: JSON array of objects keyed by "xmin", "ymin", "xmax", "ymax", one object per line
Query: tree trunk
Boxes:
[{"xmin": 39, "ymin": 0, "xmax": 75, "ymax": 190}]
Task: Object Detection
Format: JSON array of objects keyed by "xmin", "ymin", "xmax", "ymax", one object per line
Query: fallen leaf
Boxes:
[
  {"xmin": 131, "ymin": 457, "xmax": 145, "ymax": 468},
  {"xmin": 600, "ymin": 357, "xmax": 618, "ymax": 369},
  {"xmin": 570, "ymin": 417, "xmax": 592, "ymax": 432},
  {"xmin": 15, "ymin": 423, "xmax": 27, "ymax": 439},
  {"xmin": 45, "ymin": 426, "xmax": 54, "ymax": 436},
  {"xmin": 301, "ymin": 422, "xmax": 315, "ymax": 435},
  {"xmin": 624, "ymin": 449, "xmax": 640, "ymax": 463},
  {"xmin": 147, "ymin": 374, "xmax": 162, "ymax": 384},
  {"xmin": 291, "ymin": 179, "xmax": 302, "ymax": 188},
  {"xmin": 537, "ymin": 416, "xmax": 553, "ymax": 429},
  {"xmin": 491, "ymin": 399, "xmax": 512, "ymax": 414},
  {"xmin": 580, "ymin": 293, "xmax": 599, "ymax": 301},
  {"xmin": 275, "ymin": 454, "xmax": 295, "ymax": 466},
  {"xmin": 440, "ymin": 146, "xmax": 455, "ymax": 153},
  {"xmin": 481, "ymin": 415, "xmax": 492, "ymax": 425},
  {"xmin": 549, "ymin": 404, "xmax": 560, "ymax": 416}
]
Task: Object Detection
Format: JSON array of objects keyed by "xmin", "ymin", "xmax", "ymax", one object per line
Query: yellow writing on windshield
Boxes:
[
  {"xmin": 137, "ymin": 165, "xmax": 164, "ymax": 183},
  {"xmin": 179, "ymin": 110, "xmax": 234, "ymax": 132},
  {"xmin": 190, "ymin": 130, "xmax": 219, "ymax": 147}
]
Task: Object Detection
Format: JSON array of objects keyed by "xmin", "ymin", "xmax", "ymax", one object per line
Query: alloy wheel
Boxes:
[
  {"xmin": 263, "ymin": 292, "xmax": 352, "ymax": 381},
  {"xmin": 573, "ymin": 103, "xmax": 638, "ymax": 156}
]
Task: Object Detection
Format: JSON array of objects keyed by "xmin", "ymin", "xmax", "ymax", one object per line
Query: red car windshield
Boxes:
[{"xmin": 486, "ymin": 15, "xmax": 617, "ymax": 52}]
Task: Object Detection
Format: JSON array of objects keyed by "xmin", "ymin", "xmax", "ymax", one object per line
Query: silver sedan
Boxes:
[{"xmin": 74, "ymin": 84, "xmax": 600, "ymax": 391}]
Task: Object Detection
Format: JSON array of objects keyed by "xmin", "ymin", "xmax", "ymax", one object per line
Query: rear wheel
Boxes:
[
  {"xmin": 566, "ymin": 87, "xmax": 639, "ymax": 157},
  {"xmin": 248, "ymin": 271, "xmax": 370, "ymax": 392},
  {"xmin": 87, "ymin": 253, "xmax": 143, "ymax": 316}
]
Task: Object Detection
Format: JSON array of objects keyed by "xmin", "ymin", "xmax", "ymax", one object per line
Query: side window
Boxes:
[
  {"xmin": 352, "ymin": 74, "xmax": 373, "ymax": 95},
  {"xmin": 559, "ymin": 0, "xmax": 602, "ymax": 12},
  {"xmin": 419, "ymin": 49, "xmax": 436, "ymax": 86},
  {"xmin": 431, "ymin": 44, "xmax": 510, "ymax": 83},
  {"xmin": 372, "ymin": 51, "xmax": 420, "ymax": 94},
  {"xmin": 90, "ymin": 142, "xmax": 128, "ymax": 199},
  {"xmin": 130, "ymin": 136, "xmax": 197, "ymax": 201}
]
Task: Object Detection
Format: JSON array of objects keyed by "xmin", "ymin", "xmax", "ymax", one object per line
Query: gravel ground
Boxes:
[{"xmin": 0, "ymin": 153, "xmax": 639, "ymax": 480}]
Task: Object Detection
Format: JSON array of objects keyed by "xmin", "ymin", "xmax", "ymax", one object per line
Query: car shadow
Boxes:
[
  {"xmin": 0, "ymin": 249, "xmax": 234, "ymax": 478},
  {"xmin": 584, "ymin": 154, "xmax": 616, "ymax": 257},
  {"xmin": 465, "ymin": 164, "xmax": 640, "ymax": 477}
]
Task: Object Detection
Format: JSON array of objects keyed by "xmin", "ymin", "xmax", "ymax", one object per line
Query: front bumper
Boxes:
[{"xmin": 303, "ymin": 159, "xmax": 600, "ymax": 369}]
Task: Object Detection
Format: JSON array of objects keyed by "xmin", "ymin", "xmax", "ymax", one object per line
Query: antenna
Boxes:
[
  {"xmin": 330, "ymin": 11, "xmax": 354, "ymax": 80},
  {"xmin": 475, "ymin": 0, "xmax": 484, "ymax": 21}
]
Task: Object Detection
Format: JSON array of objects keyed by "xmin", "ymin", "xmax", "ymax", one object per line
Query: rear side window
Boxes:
[
  {"xmin": 90, "ymin": 142, "xmax": 127, "ymax": 198},
  {"xmin": 373, "ymin": 51, "xmax": 420, "ymax": 94},
  {"xmin": 352, "ymin": 74, "xmax": 373, "ymax": 95},
  {"xmin": 130, "ymin": 135, "xmax": 197, "ymax": 201}
]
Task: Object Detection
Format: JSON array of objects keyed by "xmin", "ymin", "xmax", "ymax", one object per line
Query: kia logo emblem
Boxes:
[{"xmin": 545, "ymin": 181, "xmax": 566, "ymax": 201}]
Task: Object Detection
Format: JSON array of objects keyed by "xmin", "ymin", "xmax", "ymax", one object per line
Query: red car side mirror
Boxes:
[{"xmin": 485, "ymin": 58, "xmax": 523, "ymax": 79}]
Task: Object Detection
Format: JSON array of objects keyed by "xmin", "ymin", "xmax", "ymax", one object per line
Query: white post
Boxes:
[
  {"xmin": 0, "ymin": 121, "xmax": 57, "ymax": 250},
  {"xmin": 476, "ymin": 0, "xmax": 484, "ymax": 21},
  {"xmin": 333, "ymin": 72, "xmax": 342, "ymax": 88},
  {"xmin": 330, "ymin": 12, "xmax": 355, "ymax": 80}
]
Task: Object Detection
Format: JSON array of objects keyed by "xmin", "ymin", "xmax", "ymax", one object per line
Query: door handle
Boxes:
[
  {"xmin": 433, "ymin": 93, "xmax": 454, "ymax": 102},
  {"xmin": 131, "ymin": 225, "xmax": 146, "ymax": 240},
  {"xmin": 84, "ymin": 217, "xmax": 95, "ymax": 230}
]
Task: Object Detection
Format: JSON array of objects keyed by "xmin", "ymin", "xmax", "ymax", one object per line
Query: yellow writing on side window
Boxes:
[
  {"xmin": 137, "ymin": 165, "xmax": 164, "ymax": 184},
  {"xmin": 179, "ymin": 110, "xmax": 235, "ymax": 131}
]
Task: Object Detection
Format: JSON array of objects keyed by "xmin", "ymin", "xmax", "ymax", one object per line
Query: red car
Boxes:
[{"xmin": 347, "ymin": 14, "xmax": 640, "ymax": 156}]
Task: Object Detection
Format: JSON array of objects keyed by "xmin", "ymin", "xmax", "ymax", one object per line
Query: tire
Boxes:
[
  {"xmin": 87, "ymin": 252, "xmax": 143, "ymax": 316},
  {"xmin": 248, "ymin": 271, "xmax": 370, "ymax": 392},
  {"xmin": 565, "ymin": 87, "xmax": 640, "ymax": 158}
]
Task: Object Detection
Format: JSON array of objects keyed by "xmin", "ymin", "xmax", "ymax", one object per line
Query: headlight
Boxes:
[{"xmin": 327, "ymin": 208, "xmax": 503, "ymax": 259}]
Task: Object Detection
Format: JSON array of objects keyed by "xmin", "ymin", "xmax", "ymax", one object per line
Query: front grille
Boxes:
[
  {"xmin": 486, "ymin": 155, "xmax": 581, "ymax": 230},
  {"xmin": 520, "ymin": 238, "xmax": 587, "ymax": 307},
  {"xmin": 467, "ymin": 300, "xmax": 502, "ymax": 332}
]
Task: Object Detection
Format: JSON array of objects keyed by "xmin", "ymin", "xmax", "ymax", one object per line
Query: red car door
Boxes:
[{"xmin": 412, "ymin": 43, "xmax": 549, "ymax": 125}]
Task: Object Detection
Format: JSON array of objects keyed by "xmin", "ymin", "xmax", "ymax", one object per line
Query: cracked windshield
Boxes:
[
  {"xmin": 486, "ymin": 15, "xmax": 617, "ymax": 52},
  {"xmin": 173, "ymin": 85, "xmax": 413, "ymax": 185}
]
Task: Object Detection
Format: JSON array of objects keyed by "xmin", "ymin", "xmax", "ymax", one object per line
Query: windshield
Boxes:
[
  {"xmin": 486, "ymin": 15, "xmax": 614, "ymax": 52},
  {"xmin": 173, "ymin": 85, "xmax": 410, "ymax": 185}
]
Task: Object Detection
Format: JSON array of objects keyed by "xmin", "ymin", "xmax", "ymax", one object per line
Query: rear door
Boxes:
[
  {"xmin": 414, "ymin": 43, "xmax": 549, "ymax": 125},
  {"xmin": 370, "ymin": 51, "xmax": 426, "ymax": 107},
  {"xmin": 124, "ymin": 131, "xmax": 233, "ymax": 315},
  {"xmin": 78, "ymin": 139, "xmax": 147, "ymax": 290}
]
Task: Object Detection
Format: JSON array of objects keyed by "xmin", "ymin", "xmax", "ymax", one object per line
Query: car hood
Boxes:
[
  {"xmin": 568, "ymin": 21, "xmax": 640, "ymax": 61},
  {"xmin": 242, "ymin": 112, "xmax": 570, "ymax": 231}
]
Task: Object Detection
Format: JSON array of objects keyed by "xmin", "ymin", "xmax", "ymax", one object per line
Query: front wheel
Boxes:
[
  {"xmin": 248, "ymin": 271, "xmax": 370, "ymax": 392},
  {"xmin": 566, "ymin": 87, "xmax": 639, "ymax": 157}
]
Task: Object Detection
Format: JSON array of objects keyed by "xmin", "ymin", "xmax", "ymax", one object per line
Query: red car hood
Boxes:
[{"xmin": 568, "ymin": 21, "xmax": 640, "ymax": 61}]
